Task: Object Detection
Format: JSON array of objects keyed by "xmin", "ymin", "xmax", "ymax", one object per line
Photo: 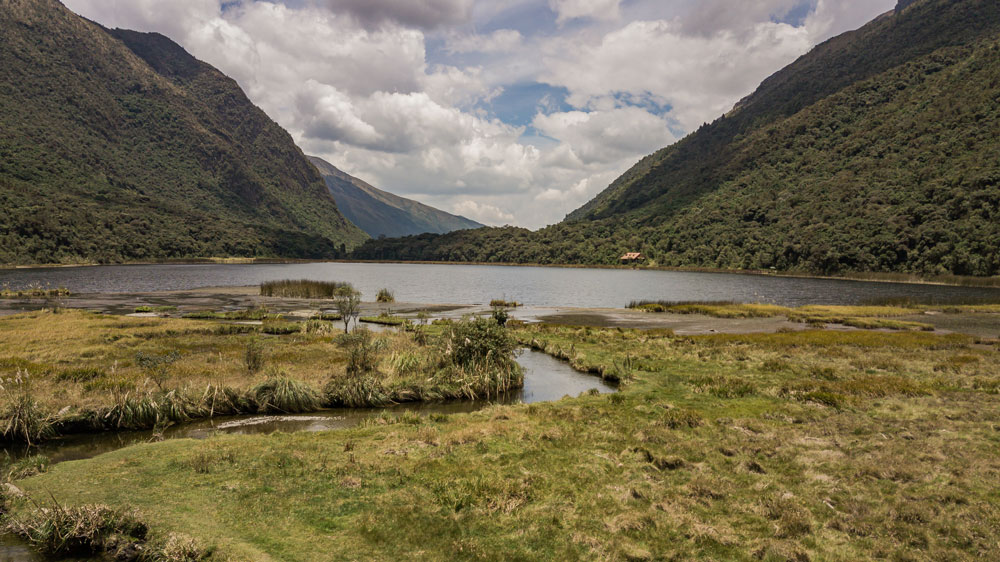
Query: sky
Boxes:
[{"xmin": 63, "ymin": 0, "xmax": 896, "ymax": 229}]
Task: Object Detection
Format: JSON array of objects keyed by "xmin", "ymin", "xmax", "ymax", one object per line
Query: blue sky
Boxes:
[{"xmin": 64, "ymin": 0, "xmax": 896, "ymax": 227}]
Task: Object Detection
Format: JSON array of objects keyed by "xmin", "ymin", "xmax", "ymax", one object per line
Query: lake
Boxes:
[{"xmin": 2, "ymin": 262, "xmax": 1000, "ymax": 308}]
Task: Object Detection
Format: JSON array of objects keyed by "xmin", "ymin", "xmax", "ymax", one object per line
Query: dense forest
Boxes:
[
  {"xmin": 354, "ymin": 0, "xmax": 1000, "ymax": 277},
  {"xmin": 0, "ymin": 0, "xmax": 366, "ymax": 265}
]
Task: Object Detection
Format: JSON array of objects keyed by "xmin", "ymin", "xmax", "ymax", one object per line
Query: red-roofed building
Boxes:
[{"xmin": 620, "ymin": 252, "xmax": 645, "ymax": 265}]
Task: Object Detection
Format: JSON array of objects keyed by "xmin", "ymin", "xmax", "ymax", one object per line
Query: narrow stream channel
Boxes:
[{"xmin": 0, "ymin": 350, "xmax": 615, "ymax": 560}]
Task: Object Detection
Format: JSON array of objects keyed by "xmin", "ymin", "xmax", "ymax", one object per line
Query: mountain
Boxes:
[
  {"xmin": 0, "ymin": 0, "xmax": 367, "ymax": 265},
  {"xmin": 353, "ymin": 0, "xmax": 1000, "ymax": 277},
  {"xmin": 308, "ymin": 156, "xmax": 482, "ymax": 238}
]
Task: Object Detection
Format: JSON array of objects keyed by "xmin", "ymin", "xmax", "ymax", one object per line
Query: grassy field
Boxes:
[
  {"xmin": 0, "ymin": 309, "xmax": 520, "ymax": 440},
  {"xmin": 628, "ymin": 300, "xmax": 1000, "ymax": 332},
  {"xmin": 3, "ymin": 319, "xmax": 998, "ymax": 560}
]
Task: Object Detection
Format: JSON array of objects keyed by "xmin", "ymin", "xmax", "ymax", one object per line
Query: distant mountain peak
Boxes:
[{"xmin": 308, "ymin": 156, "xmax": 483, "ymax": 238}]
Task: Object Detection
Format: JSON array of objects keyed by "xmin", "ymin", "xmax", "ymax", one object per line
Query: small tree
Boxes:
[
  {"xmin": 135, "ymin": 351, "xmax": 180, "ymax": 391},
  {"xmin": 333, "ymin": 286, "xmax": 362, "ymax": 333}
]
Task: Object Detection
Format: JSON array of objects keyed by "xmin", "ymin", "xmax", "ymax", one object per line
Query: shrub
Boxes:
[
  {"xmin": 445, "ymin": 317, "xmax": 518, "ymax": 371},
  {"xmin": 134, "ymin": 351, "xmax": 180, "ymax": 391},
  {"xmin": 342, "ymin": 329, "xmax": 387, "ymax": 377},
  {"xmin": 333, "ymin": 286, "xmax": 362, "ymax": 333}
]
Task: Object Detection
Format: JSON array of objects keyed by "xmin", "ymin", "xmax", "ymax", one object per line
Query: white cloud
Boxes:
[
  {"xmin": 451, "ymin": 200, "xmax": 516, "ymax": 225},
  {"xmin": 549, "ymin": 0, "xmax": 622, "ymax": 24},
  {"xmin": 61, "ymin": 0, "xmax": 897, "ymax": 229},
  {"xmin": 540, "ymin": 19, "xmax": 813, "ymax": 131}
]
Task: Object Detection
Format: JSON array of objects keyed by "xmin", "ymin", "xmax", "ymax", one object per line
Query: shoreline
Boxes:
[{"xmin": 2, "ymin": 257, "xmax": 1000, "ymax": 289}]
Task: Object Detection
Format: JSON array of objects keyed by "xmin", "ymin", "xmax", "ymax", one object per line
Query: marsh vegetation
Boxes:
[
  {"xmin": 2, "ymin": 318, "xmax": 996, "ymax": 560},
  {"xmin": 0, "ymin": 309, "xmax": 523, "ymax": 443}
]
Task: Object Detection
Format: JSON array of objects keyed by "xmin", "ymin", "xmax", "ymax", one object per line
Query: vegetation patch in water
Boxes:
[{"xmin": 259, "ymin": 279, "xmax": 352, "ymax": 299}]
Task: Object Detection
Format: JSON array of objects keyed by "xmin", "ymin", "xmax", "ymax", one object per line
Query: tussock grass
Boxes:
[
  {"xmin": 260, "ymin": 279, "xmax": 351, "ymax": 299},
  {"xmin": 250, "ymin": 375, "xmax": 323, "ymax": 414},
  {"xmin": 376, "ymin": 288, "xmax": 395, "ymax": 303},
  {"xmin": 489, "ymin": 299, "xmax": 522, "ymax": 308},
  {"xmin": 0, "ymin": 371, "xmax": 53, "ymax": 444}
]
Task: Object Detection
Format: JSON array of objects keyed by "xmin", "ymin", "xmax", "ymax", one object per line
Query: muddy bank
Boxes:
[{"xmin": 1, "ymin": 288, "xmax": 996, "ymax": 336}]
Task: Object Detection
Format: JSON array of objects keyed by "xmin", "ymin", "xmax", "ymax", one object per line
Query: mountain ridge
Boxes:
[
  {"xmin": 0, "ymin": 0, "xmax": 366, "ymax": 264},
  {"xmin": 309, "ymin": 156, "xmax": 483, "ymax": 239}
]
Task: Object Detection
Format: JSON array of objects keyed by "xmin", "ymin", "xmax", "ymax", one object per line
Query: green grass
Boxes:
[
  {"xmin": 134, "ymin": 306, "xmax": 177, "ymax": 313},
  {"xmin": 358, "ymin": 315, "xmax": 407, "ymax": 326},
  {"xmin": 7, "ymin": 321, "xmax": 999, "ymax": 560}
]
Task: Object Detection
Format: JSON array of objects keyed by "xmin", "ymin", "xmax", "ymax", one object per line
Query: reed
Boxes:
[
  {"xmin": 376, "ymin": 288, "xmax": 395, "ymax": 303},
  {"xmin": 260, "ymin": 279, "xmax": 351, "ymax": 299}
]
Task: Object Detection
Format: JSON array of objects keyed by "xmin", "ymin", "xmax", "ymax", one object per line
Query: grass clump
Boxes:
[
  {"xmin": 376, "ymin": 288, "xmax": 395, "ymax": 303},
  {"xmin": 0, "ymin": 371, "xmax": 53, "ymax": 445},
  {"xmin": 260, "ymin": 279, "xmax": 351, "ymax": 299},
  {"xmin": 4, "ymin": 454, "xmax": 49, "ymax": 481},
  {"xmin": 489, "ymin": 299, "xmax": 522, "ymax": 308},
  {"xmin": 182, "ymin": 308, "xmax": 274, "ymax": 321},
  {"xmin": 133, "ymin": 306, "xmax": 177, "ymax": 314},
  {"xmin": 4, "ymin": 502, "xmax": 204, "ymax": 560},
  {"xmin": 359, "ymin": 314, "xmax": 406, "ymax": 326},
  {"xmin": 250, "ymin": 375, "xmax": 323, "ymax": 414},
  {"xmin": 0, "ymin": 285, "xmax": 70, "ymax": 299}
]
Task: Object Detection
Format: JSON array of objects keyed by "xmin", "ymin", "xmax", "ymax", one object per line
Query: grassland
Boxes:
[
  {"xmin": 626, "ymin": 300, "xmax": 1000, "ymax": 332},
  {"xmin": 3, "ymin": 316, "xmax": 998, "ymax": 560},
  {"xmin": 0, "ymin": 309, "xmax": 521, "ymax": 440}
]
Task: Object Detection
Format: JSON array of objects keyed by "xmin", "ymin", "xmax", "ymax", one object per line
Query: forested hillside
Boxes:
[
  {"xmin": 0, "ymin": 0, "xmax": 366, "ymax": 264},
  {"xmin": 354, "ymin": 0, "xmax": 1000, "ymax": 277}
]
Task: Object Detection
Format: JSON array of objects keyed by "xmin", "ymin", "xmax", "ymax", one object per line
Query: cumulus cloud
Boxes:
[
  {"xmin": 540, "ymin": 19, "xmax": 813, "ymax": 130},
  {"xmin": 61, "ymin": 0, "xmax": 896, "ymax": 229}
]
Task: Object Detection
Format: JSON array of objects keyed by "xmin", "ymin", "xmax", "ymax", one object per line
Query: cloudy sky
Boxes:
[{"xmin": 64, "ymin": 0, "xmax": 895, "ymax": 228}]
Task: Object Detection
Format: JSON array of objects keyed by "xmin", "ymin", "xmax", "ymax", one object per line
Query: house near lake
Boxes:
[{"xmin": 620, "ymin": 252, "xmax": 645, "ymax": 265}]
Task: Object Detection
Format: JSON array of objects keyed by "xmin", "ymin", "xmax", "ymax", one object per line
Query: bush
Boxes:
[{"xmin": 445, "ymin": 317, "xmax": 518, "ymax": 371}]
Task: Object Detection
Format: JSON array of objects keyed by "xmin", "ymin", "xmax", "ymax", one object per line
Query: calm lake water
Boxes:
[{"xmin": 2, "ymin": 262, "xmax": 1000, "ymax": 307}]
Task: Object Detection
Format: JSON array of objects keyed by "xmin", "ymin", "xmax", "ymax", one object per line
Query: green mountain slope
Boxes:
[
  {"xmin": 308, "ymin": 156, "xmax": 482, "ymax": 238},
  {"xmin": 353, "ymin": 0, "xmax": 1000, "ymax": 277},
  {"xmin": 0, "ymin": 0, "xmax": 367, "ymax": 265}
]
